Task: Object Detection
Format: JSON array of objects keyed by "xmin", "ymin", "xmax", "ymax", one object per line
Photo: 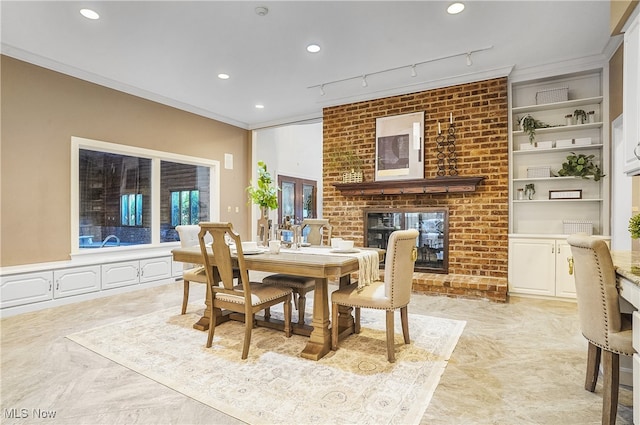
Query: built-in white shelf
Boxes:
[
  {"xmin": 512, "ymin": 96, "xmax": 603, "ymax": 114},
  {"xmin": 513, "ymin": 144, "xmax": 603, "ymax": 155},
  {"xmin": 513, "ymin": 122, "xmax": 602, "ymax": 137}
]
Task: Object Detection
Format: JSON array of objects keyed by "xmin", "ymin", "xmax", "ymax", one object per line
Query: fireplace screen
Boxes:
[{"xmin": 365, "ymin": 208, "xmax": 448, "ymax": 273}]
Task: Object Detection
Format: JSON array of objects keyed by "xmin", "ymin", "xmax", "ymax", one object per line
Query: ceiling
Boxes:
[{"xmin": 1, "ymin": 1, "xmax": 619, "ymax": 130}]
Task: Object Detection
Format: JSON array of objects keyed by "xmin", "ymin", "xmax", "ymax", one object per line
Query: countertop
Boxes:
[{"xmin": 612, "ymin": 250, "xmax": 640, "ymax": 285}]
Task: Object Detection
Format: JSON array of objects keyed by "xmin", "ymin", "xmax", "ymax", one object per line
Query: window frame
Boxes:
[{"xmin": 71, "ymin": 136, "xmax": 220, "ymax": 256}]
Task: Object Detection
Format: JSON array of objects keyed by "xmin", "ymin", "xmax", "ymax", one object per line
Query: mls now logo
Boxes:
[{"xmin": 4, "ymin": 408, "xmax": 57, "ymax": 419}]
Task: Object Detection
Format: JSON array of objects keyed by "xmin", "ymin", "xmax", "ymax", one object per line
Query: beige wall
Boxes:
[
  {"xmin": 610, "ymin": 44, "xmax": 624, "ymax": 121},
  {"xmin": 1, "ymin": 56, "xmax": 250, "ymax": 267},
  {"xmin": 611, "ymin": 0, "xmax": 639, "ymax": 35}
]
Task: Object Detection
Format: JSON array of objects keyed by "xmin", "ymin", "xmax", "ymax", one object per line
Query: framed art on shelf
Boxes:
[
  {"xmin": 549, "ymin": 189, "xmax": 582, "ymax": 200},
  {"xmin": 375, "ymin": 111, "xmax": 424, "ymax": 181}
]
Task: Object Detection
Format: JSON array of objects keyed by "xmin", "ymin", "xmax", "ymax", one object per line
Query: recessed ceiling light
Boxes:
[
  {"xmin": 80, "ymin": 8, "xmax": 100, "ymax": 20},
  {"xmin": 306, "ymin": 44, "xmax": 321, "ymax": 53},
  {"xmin": 255, "ymin": 104, "xmax": 265, "ymax": 109},
  {"xmin": 217, "ymin": 73, "xmax": 230, "ymax": 80},
  {"xmin": 447, "ymin": 2, "xmax": 465, "ymax": 14}
]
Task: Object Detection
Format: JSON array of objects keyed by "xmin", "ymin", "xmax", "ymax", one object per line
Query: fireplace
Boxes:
[{"xmin": 364, "ymin": 208, "xmax": 448, "ymax": 273}]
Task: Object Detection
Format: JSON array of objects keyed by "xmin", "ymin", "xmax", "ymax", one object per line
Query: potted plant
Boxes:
[
  {"xmin": 246, "ymin": 160, "xmax": 279, "ymax": 213},
  {"xmin": 328, "ymin": 149, "xmax": 364, "ymax": 182},
  {"xmin": 629, "ymin": 214, "xmax": 640, "ymax": 239},
  {"xmin": 524, "ymin": 183, "xmax": 535, "ymax": 200},
  {"xmin": 573, "ymin": 109, "xmax": 587, "ymax": 125},
  {"xmin": 556, "ymin": 152, "xmax": 605, "ymax": 181},
  {"xmin": 519, "ymin": 114, "xmax": 549, "ymax": 144}
]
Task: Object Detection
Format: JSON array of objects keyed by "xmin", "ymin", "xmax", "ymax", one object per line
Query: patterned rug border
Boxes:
[{"xmin": 67, "ymin": 307, "xmax": 465, "ymax": 425}]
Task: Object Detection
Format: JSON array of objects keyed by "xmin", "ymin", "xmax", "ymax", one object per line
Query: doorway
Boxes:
[{"xmin": 278, "ymin": 175, "xmax": 317, "ymax": 224}]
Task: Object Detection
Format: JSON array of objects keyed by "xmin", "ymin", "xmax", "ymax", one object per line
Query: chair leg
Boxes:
[
  {"xmin": 264, "ymin": 307, "xmax": 271, "ymax": 321},
  {"xmin": 181, "ymin": 279, "xmax": 190, "ymax": 315},
  {"xmin": 386, "ymin": 310, "xmax": 395, "ymax": 363},
  {"xmin": 331, "ymin": 302, "xmax": 339, "ymax": 350},
  {"xmin": 355, "ymin": 308, "xmax": 361, "ymax": 334},
  {"xmin": 241, "ymin": 313, "xmax": 254, "ymax": 359},
  {"xmin": 585, "ymin": 341, "xmax": 602, "ymax": 392},
  {"xmin": 602, "ymin": 350, "xmax": 620, "ymax": 425},
  {"xmin": 284, "ymin": 295, "xmax": 292, "ymax": 337},
  {"xmin": 206, "ymin": 307, "xmax": 219, "ymax": 348},
  {"xmin": 400, "ymin": 306, "xmax": 410, "ymax": 344},
  {"xmin": 292, "ymin": 291, "xmax": 300, "ymax": 311}
]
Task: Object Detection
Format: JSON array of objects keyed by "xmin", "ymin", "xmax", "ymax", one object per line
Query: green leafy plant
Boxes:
[
  {"xmin": 328, "ymin": 149, "xmax": 363, "ymax": 172},
  {"xmin": 556, "ymin": 152, "xmax": 605, "ymax": 181},
  {"xmin": 524, "ymin": 183, "xmax": 535, "ymax": 200},
  {"xmin": 519, "ymin": 114, "xmax": 549, "ymax": 144},
  {"xmin": 246, "ymin": 161, "xmax": 279, "ymax": 209},
  {"xmin": 573, "ymin": 109, "xmax": 587, "ymax": 124},
  {"xmin": 629, "ymin": 214, "xmax": 640, "ymax": 239}
]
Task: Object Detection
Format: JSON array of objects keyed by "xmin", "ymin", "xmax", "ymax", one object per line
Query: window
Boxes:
[
  {"xmin": 170, "ymin": 190, "xmax": 200, "ymax": 226},
  {"xmin": 121, "ymin": 194, "xmax": 143, "ymax": 226},
  {"xmin": 72, "ymin": 137, "xmax": 218, "ymax": 253}
]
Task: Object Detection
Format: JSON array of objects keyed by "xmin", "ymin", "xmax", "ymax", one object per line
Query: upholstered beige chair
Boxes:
[
  {"xmin": 176, "ymin": 225, "xmax": 208, "ymax": 315},
  {"xmin": 331, "ymin": 228, "xmax": 418, "ymax": 362},
  {"xmin": 567, "ymin": 234, "xmax": 634, "ymax": 425},
  {"xmin": 261, "ymin": 218, "xmax": 332, "ymax": 325},
  {"xmin": 198, "ymin": 222, "xmax": 292, "ymax": 359}
]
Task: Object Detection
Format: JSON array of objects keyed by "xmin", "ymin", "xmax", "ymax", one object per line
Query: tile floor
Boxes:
[{"xmin": 0, "ymin": 277, "xmax": 633, "ymax": 424}]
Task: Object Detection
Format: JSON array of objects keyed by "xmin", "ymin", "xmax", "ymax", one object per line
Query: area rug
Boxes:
[{"xmin": 67, "ymin": 306, "xmax": 465, "ymax": 425}]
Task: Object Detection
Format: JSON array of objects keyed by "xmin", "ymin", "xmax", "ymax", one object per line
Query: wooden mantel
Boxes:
[{"xmin": 333, "ymin": 176, "xmax": 485, "ymax": 196}]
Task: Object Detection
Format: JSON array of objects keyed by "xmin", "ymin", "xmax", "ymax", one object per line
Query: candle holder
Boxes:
[{"xmin": 436, "ymin": 122, "xmax": 458, "ymax": 176}]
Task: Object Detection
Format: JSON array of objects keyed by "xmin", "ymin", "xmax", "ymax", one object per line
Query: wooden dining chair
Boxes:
[
  {"xmin": 198, "ymin": 222, "xmax": 292, "ymax": 359},
  {"xmin": 301, "ymin": 218, "xmax": 332, "ymax": 246},
  {"xmin": 176, "ymin": 225, "xmax": 208, "ymax": 315},
  {"xmin": 261, "ymin": 218, "xmax": 332, "ymax": 325},
  {"xmin": 567, "ymin": 234, "xmax": 634, "ymax": 425},
  {"xmin": 331, "ymin": 228, "xmax": 418, "ymax": 362}
]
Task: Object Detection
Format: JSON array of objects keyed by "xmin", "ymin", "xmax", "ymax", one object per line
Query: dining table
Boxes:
[{"xmin": 171, "ymin": 245, "xmax": 384, "ymax": 361}]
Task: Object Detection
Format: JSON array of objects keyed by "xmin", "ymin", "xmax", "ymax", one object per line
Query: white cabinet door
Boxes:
[
  {"xmin": 555, "ymin": 241, "xmax": 576, "ymax": 298},
  {"xmin": 101, "ymin": 261, "xmax": 139, "ymax": 289},
  {"xmin": 139, "ymin": 257, "xmax": 172, "ymax": 283},
  {"xmin": 172, "ymin": 260, "xmax": 184, "ymax": 277},
  {"xmin": 0, "ymin": 271, "xmax": 53, "ymax": 308},
  {"xmin": 624, "ymin": 13, "xmax": 640, "ymax": 175},
  {"xmin": 508, "ymin": 238, "xmax": 556, "ymax": 296},
  {"xmin": 53, "ymin": 265, "xmax": 101, "ymax": 298}
]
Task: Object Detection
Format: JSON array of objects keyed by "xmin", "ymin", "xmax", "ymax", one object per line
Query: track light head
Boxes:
[
  {"xmin": 361, "ymin": 75, "xmax": 368, "ymax": 87},
  {"xmin": 319, "ymin": 85, "xmax": 325, "ymax": 96},
  {"xmin": 411, "ymin": 65, "xmax": 417, "ymax": 77},
  {"xmin": 466, "ymin": 52, "xmax": 472, "ymax": 66}
]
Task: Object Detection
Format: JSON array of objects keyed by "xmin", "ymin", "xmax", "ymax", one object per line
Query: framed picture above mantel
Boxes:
[{"xmin": 375, "ymin": 111, "xmax": 424, "ymax": 181}]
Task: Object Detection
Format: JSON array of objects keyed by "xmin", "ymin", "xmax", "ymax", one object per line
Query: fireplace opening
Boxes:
[{"xmin": 364, "ymin": 208, "xmax": 449, "ymax": 274}]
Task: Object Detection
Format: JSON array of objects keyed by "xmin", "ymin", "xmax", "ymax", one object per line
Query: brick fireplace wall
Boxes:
[{"xmin": 323, "ymin": 77, "xmax": 509, "ymax": 302}]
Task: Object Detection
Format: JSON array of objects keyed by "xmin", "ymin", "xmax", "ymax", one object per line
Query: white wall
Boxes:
[{"xmin": 251, "ymin": 121, "xmax": 323, "ymax": 239}]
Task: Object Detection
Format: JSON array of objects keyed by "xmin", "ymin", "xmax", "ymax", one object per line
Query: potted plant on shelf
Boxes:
[
  {"xmin": 519, "ymin": 114, "xmax": 549, "ymax": 144},
  {"xmin": 328, "ymin": 149, "xmax": 364, "ymax": 183},
  {"xmin": 573, "ymin": 109, "xmax": 587, "ymax": 125},
  {"xmin": 556, "ymin": 152, "xmax": 605, "ymax": 181},
  {"xmin": 524, "ymin": 183, "xmax": 535, "ymax": 200}
]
